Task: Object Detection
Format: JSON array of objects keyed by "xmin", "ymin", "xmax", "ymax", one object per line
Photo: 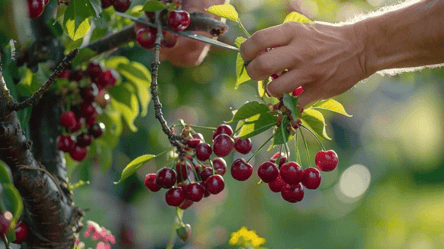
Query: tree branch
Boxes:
[{"xmin": 8, "ymin": 49, "xmax": 79, "ymax": 112}]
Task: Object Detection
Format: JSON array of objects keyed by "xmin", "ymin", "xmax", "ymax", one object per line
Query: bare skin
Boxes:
[
  {"xmin": 160, "ymin": 0, "xmax": 228, "ymax": 67},
  {"xmin": 240, "ymin": 0, "xmax": 444, "ymax": 107}
]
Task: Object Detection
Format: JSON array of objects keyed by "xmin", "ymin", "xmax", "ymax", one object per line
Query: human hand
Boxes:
[
  {"xmin": 160, "ymin": 0, "xmax": 228, "ymax": 67},
  {"xmin": 240, "ymin": 21, "xmax": 368, "ymax": 107}
]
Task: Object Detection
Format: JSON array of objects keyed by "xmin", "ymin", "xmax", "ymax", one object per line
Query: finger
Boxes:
[
  {"xmin": 297, "ymin": 84, "xmax": 323, "ymax": 108},
  {"xmin": 240, "ymin": 22, "xmax": 294, "ymax": 62},
  {"xmin": 265, "ymin": 70, "xmax": 306, "ymax": 97},
  {"xmin": 245, "ymin": 46, "xmax": 300, "ymax": 81}
]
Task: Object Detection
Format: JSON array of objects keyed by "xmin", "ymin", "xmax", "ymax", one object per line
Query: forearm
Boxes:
[{"xmin": 354, "ymin": 0, "xmax": 444, "ymax": 75}]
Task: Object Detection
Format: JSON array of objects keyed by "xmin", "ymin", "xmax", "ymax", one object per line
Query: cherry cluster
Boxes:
[
  {"xmin": 0, "ymin": 211, "xmax": 29, "ymax": 244},
  {"xmin": 27, "ymin": 0, "xmax": 50, "ymax": 19},
  {"xmin": 257, "ymin": 150, "xmax": 338, "ymax": 203},
  {"xmin": 144, "ymin": 124, "xmax": 253, "ymax": 209},
  {"xmin": 135, "ymin": 8, "xmax": 190, "ymax": 50},
  {"xmin": 56, "ymin": 62, "xmax": 113, "ymax": 162},
  {"xmin": 101, "ymin": 0, "xmax": 132, "ymax": 13}
]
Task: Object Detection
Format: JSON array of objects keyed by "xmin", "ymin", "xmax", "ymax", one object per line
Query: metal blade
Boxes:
[{"xmin": 115, "ymin": 12, "xmax": 239, "ymax": 52}]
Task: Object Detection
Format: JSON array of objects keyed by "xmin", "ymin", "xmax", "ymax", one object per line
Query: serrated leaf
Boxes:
[
  {"xmin": 312, "ymin": 99, "xmax": 352, "ymax": 117},
  {"xmin": 283, "ymin": 12, "xmax": 312, "ymax": 23},
  {"xmin": 235, "ymin": 53, "xmax": 251, "ymax": 88},
  {"xmin": 63, "ymin": 0, "xmax": 96, "ymax": 41},
  {"xmin": 227, "ymin": 101, "xmax": 270, "ymax": 123},
  {"xmin": 143, "ymin": 0, "xmax": 166, "ymax": 12},
  {"xmin": 207, "ymin": 4, "xmax": 239, "ymax": 22},
  {"xmin": 114, "ymin": 154, "xmax": 156, "ymax": 184},
  {"xmin": 301, "ymin": 109, "xmax": 331, "ymax": 140},
  {"xmin": 238, "ymin": 113, "xmax": 276, "ymax": 139},
  {"xmin": 109, "ymin": 83, "xmax": 139, "ymax": 132},
  {"xmin": 283, "ymin": 94, "xmax": 301, "ymax": 119}
]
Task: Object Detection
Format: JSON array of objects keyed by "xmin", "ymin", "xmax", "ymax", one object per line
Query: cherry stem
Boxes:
[
  {"xmin": 294, "ymin": 132, "xmax": 302, "ymax": 165},
  {"xmin": 281, "ymin": 116, "xmax": 291, "ymax": 157},
  {"xmin": 246, "ymin": 134, "xmax": 273, "ymax": 163},
  {"xmin": 299, "ymin": 128, "xmax": 311, "ymax": 166},
  {"xmin": 150, "ymin": 12, "xmax": 186, "ymax": 152},
  {"xmin": 188, "ymin": 124, "xmax": 217, "ymax": 131},
  {"xmin": 301, "ymin": 125, "xmax": 326, "ymax": 151}
]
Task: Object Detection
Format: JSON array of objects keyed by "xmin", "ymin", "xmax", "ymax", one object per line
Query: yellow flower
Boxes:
[{"xmin": 228, "ymin": 226, "xmax": 266, "ymax": 248}]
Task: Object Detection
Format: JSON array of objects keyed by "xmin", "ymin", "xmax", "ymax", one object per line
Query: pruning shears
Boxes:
[{"xmin": 115, "ymin": 12, "xmax": 240, "ymax": 52}]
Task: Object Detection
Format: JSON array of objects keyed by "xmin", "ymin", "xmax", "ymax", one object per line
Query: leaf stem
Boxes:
[
  {"xmin": 299, "ymin": 128, "xmax": 310, "ymax": 166},
  {"xmin": 246, "ymin": 134, "xmax": 273, "ymax": 163},
  {"xmin": 237, "ymin": 19, "xmax": 251, "ymax": 37},
  {"xmin": 301, "ymin": 125, "xmax": 326, "ymax": 151}
]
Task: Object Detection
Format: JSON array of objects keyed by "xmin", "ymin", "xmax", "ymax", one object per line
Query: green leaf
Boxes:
[
  {"xmin": 257, "ymin": 81, "xmax": 265, "ymax": 98},
  {"xmin": 72, "ymin": 48, "xmax": 97, "ymax": 68},
  {"xmin": 273, "ymin": 119, "xmax": 292, "ymax": 146},
  {"xmin": 283, "ymin": 94, "xmax": 301, "ymax": 119},
  {"xmin": 104, "ymin": 56, "xmax": 130, "ymax": 68},
  {"xmin": 16, "ymin": 106, "xmax": 32, "ymax": 138},
  {"xmin": 46, "ymin": 18, "xmax": 64, "ymax": 37},
  {"xmin": 283, "ymin": 12, "xmax": 312, "ymax": 23},
  {"xmin": 238, "ymin": 113, "xmax": 276, "ymax": 139},
  {"xmin": 206, "ymin": 4, "xmax": 239, "ymax": 22},
  {"xmin": 301, "ymin": 109, "xmax": 331, "ymax": 140},
  {"xmin": 143, "ymin": 0, "xmax": 166, "ymax": 12},
  {"xmin": 63, "ymin": 0, "xmax": 96, "ymax": 41},
  {"xmin": 1, "ymin": 183, "xmax": 23, "ymax": 243},
  {"xmin": 114, "ymin": 154, "xmax": 156, "ymax": 184},
  {"xmin": 235, "ymin": 36, "xmax": 246, "ymax": 48},
  {"xmin": 235, "ymin": 53, "xmax": 251, "ymax": 88},
  {"xmin": 109, "ymin": 83, "xmax": 139, "ymax": 132},
  {"xmin": 227, "ymin": 101, "xmax": 270, "ymax": 123},
  {"xmin": 100, "ymin": 105, "xmax": 123, "ymax": 148},
  {"xmin": 0, "ymin": 161, "xmax": 13, "ymax": 184},
  {"xmin": 312, "ymin": 99, "xmax": 352, "ymax": 117},
  {"xmin": 56, "ymin": 4, "xmax": 68, "ymax": 21}
]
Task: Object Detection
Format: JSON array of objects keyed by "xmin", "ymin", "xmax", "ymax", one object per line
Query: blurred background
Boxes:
[{"xmin": 67, "ymin": 0, "xmax": 444, "ymax": 248}]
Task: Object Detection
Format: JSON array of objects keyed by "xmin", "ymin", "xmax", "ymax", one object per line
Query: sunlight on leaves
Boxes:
[
  {"xmin": 114, "ymin": 154, "xmax": 156, "ymax": 184},
  {"xmin": 207, "ymin": 4, "xmax": 239, "ymax": 22},
  {"xmin": 283, "ymin": 12, "xmax": 313, "ymax": 23}
]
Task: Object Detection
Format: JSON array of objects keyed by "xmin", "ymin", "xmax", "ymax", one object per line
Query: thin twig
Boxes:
[
  {"xmin": 150, "ymin": 12, "xmax": 186, "ymax": 151},
  {"xmin": 8, "ymin": 48, "xmax": 79, "ymax": 112}
]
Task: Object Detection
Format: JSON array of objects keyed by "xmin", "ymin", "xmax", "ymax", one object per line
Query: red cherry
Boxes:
[
  {"xmin": 204, "ymin": 175, "xmax": 225, "ymax": 194},
  {"xmin": 58, "ymin": 69, "xmax": 72, "ymax": 80},
  {"xmin": 85, "ymin": 113, "xmax": 97, "ymax": 127},
  {"xmin": 257, "ymin": 161, "xmax": 279, "ymax": 183},
  {"xmin": 144, "ymin": 173, "xmax": 161, "ymax": 192},
  {"xmin": 69, "ymin": 145, "xmax": 88, "ymax": 161},
  {"xmin": 57, "ymin": 135, "xmax": 74, "ymax": 152},
  {"xmin": 44, "ymin": 0, "xmax": 50, "ymax": 5},
  {"xmin": 80, "ymin": 85, "xmax": 98, "ymax": 102},
  {"xmin": 292, "ymin": 86, "xmax": 304, "ymax": 97},
  {"xmin": 178, "ymin": 199, "xmax": 194, "ymax": 210},
  {"xmin": 76, "ymin": 133, "xmax": 93, "ymax": 147},
  {"xmin": 268, "ymin": 173, "xmax": 286, "ymax": 192},
  {"xmin": 165, "ymin": 187, "xmax": 185, "ymax": 206},
  {"xmin": 68, "ymin": 118, "xmax": 82, "ymax": 133},
  {"xmin": 212, "ymin": 124, "xmax": 233, "ymax": 139},
  {"xmin": 156, "ymin": 168, "xmax": 177, "ymax": 189},
  {"xmin": 72, "ymin": 69, "xmax": 84, "ymax": 81},
  {"xmin": 212, "ymin": 158, "xmax": 227, "ymax": 176},
  {"xmin": 113, "ymin": 0, "xmax": 131, "ymax": 12},
  {"xmin": 13, "ymin": 221, "xmax": 29, "ymax": 244},
  {"xmin": 167, "ymin": 10, "xmax": 191, "ymax": 32},
  {"xmin": 86, "ymin": 62, "xmax": 103, "ymax": 78},
  {"xmin": 88, "ymin": 122, "xmax": 105, "ymax": 138},
  {"xmin": 184, "ymin": 183, "xmax": 204, "ymax": 202},
  {"xmin": 212, "ymin": 134, "xmax": 234, "ymax": 157},
  {"xmin": 315, "ymin": 150, "xmax": 339, "ymax": 172},
  {"xmin": 96, "ymin": 70, "xmax": 116, "ymax": 89},
  {"xmin": 175, "ymin": 162, "xmax": 189, "ymax": 183},
  {"xmin": 234, "ymin": 138, "xmax": 252, "ymax": 154},
  {"xmin": 136, "ymin": 28, "xmax": 157, "ymax": 50},
  {"xmin": 230, "ymin": 158, "xmax": 253, "ymax": 181},
  {"xmin": 101, "ymin": 0, "xmax": 114, "ymax": 8},
  {"xmin": 302, "ymin": 167, "xmax": 321, "ymax": 189},
  {"xmin": 281, "ymin": 183, "xmax": 304, "ymax": 203},
  {"xmin": 27, "ymin": 0, "xmax": 45, "ymax": 19},
  {"xmin": 60, "ymin": 111, "xmax": 76, "ymax": 129},
  {"xmin": 195, "ymin": 142, "xmax": 212, "ymax": 161},
  {"xmin": 79, "ymin": 102, "xmax": 96, "ymax": 118},
  {"xmin": 280, "ymin": 161, "xmax": 303, "ymax": 185},
  {"xmin": 186, "ymin": 138, "xmax": 200, "ymax": 149},
  {"xmin": 199, "ymin": 167, "xmax": 213, "ymax": 182}
]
